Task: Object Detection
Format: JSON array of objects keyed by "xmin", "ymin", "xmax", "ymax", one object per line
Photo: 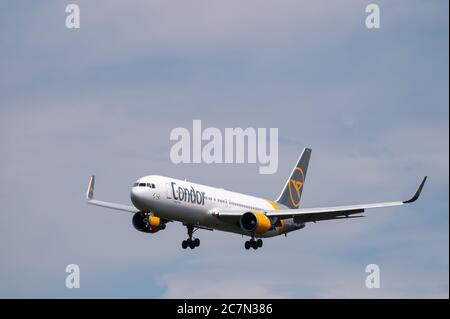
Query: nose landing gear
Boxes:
[
  {"xmin": 181, "ymin": 225, "xmax": 201, "ymax": 249},
  {"xmin": 244, "ymin": 238, "xmax": 263, "ymax": 250}
]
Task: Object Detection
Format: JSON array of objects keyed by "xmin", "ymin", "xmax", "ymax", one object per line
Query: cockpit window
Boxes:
[{"xmin": 133, "ymin": 182, "xmax": 156, "ymax": 188}]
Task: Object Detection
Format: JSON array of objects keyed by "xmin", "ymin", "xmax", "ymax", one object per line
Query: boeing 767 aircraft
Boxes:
[{"xmin": 86, "ymin": 148, "xmax": 427, "ymax": 250}]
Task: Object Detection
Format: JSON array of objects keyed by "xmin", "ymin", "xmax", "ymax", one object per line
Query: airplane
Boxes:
[{"xmin": 86, "ymin": 148, "xmax": 427, "ymax": 250}]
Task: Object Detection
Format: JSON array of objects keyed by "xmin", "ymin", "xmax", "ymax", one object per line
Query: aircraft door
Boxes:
[{"xmin": 166, "ymin": 183, "xmax": 172, "ymax": 199}]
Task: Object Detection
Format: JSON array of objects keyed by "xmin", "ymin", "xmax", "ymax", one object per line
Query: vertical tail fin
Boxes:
[{"xmin": 275, "ymin": 148, "xmax": 312, "ymax": 209}]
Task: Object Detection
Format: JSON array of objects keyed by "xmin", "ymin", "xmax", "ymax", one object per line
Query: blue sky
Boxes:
[{"xmin": 0, "ymin": 0, "xmax": 448, "ymax": 298}]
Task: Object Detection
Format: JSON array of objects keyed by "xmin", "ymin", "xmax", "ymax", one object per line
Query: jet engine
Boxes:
[
  {"xmin": 239, "ymin": 212, "xmax": 272, "ymax": 234},
  {"xmin": 132, "ymin": 212, "xmax": 165, "ymax": 233}
]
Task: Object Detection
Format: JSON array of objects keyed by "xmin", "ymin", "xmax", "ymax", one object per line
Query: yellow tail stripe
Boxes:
[{"xmin": 266, "ymin": 200, "xmax": 281, "ymax": 211}]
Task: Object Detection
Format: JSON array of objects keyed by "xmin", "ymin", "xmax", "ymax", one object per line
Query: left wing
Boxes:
[
  {"xmin": 215, "ymin": 177, "xmax": 427, "ymax": 223},
  {"xmin": 86, "ymin": 175, "xmax": 139, "ymax": 213}
]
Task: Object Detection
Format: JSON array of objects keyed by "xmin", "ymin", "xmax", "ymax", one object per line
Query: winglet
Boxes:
[
  {"xmin": 403, "ymin": 176, "xmax": 427, "ymax": 204},
  {"xmin": 87, "ymin": 175, "xmax": 95, "ymax": 200}
]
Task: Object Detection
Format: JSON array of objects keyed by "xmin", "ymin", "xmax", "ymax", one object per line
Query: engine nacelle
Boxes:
[
  {"xmin": 240, "ymin": 212, "xmax": 272, "ymax": 234},
  {"xmin": 132, "ymin": 213, "xmax": 165, "ymax": 233}
]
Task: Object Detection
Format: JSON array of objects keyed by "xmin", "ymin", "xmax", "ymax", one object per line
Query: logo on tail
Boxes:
[
  {"xmin": 288, "ymin": 167, "xmax": 305, "ymax": 208},
  {"xmin": 275, "ymin": 148, "xmax": 311, "ymax": 209}
]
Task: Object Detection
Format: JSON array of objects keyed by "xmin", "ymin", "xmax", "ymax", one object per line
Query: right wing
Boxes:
[
  {"xmin": 265, "ymin": 176, "xmax": 427, "ymax": 222},
  {"xmin": 215, "ymin": 177, "xmax": 427, "ymax": 224},
  {"xmin": 86, "ymin": 175, "xmax": 138, "ymax": 213}
]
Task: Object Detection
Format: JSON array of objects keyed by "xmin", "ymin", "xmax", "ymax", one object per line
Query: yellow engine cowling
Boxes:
[
  {"xmin": 132, "ymin": 213, "xmax": 165, "ymax": 233},
  {"xmin": 240, "ymin": 211, "xmax": 272, "ymax": 234},
  {"xmin": 148, "ymin": 216, "xmax": 162, "ymax": 232}
]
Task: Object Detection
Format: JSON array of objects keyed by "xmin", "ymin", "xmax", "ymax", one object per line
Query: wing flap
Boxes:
[
  {"xmin": 267, "ymin": 201, "xmax": 403, "ymax": 220},
  {"xmin": 294, "ymin": 214, "xmax": 365, "ymax": 223}
]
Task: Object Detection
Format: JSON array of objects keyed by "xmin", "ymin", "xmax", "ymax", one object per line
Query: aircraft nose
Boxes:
[{"xmin": 130, "ymin": 187, "xmax": 146, "ymax": 210}]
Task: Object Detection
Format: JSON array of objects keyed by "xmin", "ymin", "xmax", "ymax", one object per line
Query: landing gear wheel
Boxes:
[
  {"xmin": 183, "ymin": 225, "xmax": 201, "ymax": 250},
  {"xmin": 252, "ymin": 241, "xmax": 258, "ymax": 249},
  {"xmin": 257, "ymin": 239, "xmax": 263, "ymax": 248},
  {"xmin": 182, "ymin": 240, "xmax": 188, "ymax": 249},
  {"xmin": 245, "ymin": 241, "xmax": 251, "ymax": 250}
]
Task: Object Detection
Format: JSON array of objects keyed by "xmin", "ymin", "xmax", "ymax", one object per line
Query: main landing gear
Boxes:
[
  {"xmin": 244, "ymin": 237, "xmax": 263, "ymax": 250},
  {"xmin": 182, "ymin": 225, "xmax": 200, "ymax": 249}
]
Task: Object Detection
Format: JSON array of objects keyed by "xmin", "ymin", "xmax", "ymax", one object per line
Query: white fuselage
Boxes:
[{"xmin": 130, "ymin": 175, "xmax": 303, "ymax": 238}]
